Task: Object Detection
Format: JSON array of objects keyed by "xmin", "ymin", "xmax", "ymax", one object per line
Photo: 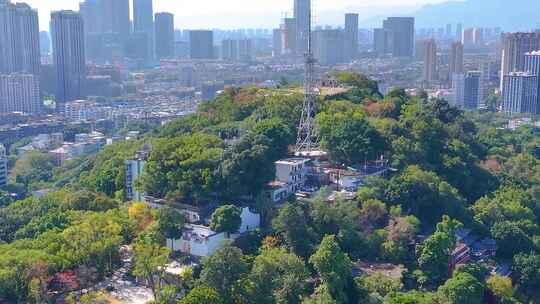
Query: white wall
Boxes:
[
  {"xmin": 239, "ymin": 207, "xmax": 260, "ymax": 233},
  {"xmin": 167, "ymin": 233, "xmax": 230, "ymax": 257},
  {"xmin": 167, "ymin": 207, "xmax": 261, "ymax": 257}
]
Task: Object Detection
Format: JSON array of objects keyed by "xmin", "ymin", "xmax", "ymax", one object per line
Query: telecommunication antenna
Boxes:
[{"xmin": 294, "ymin": 0, "xmax": 321, "ymax": 156}]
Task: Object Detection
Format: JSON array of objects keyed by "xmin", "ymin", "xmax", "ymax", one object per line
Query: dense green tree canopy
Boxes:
[
  {"xmin": 512, "ymin": 253, "xmax": 540, "ymax": 301},
  {"xmin": 332, "ymin": 72, "xmax": 382, "ymax": 102},
  {"xmin": 132, "ymin": 238, "xmax": 171, "ymax": 300},
  {"xmin": 384, "ymin": 166, "xmax": 467, "ymax": 225},
  {"xmin": 309, "ymin": 235, "xmax": 358, "ymax": 304},
  {"xmin": 317, "ymin": 104, "xmax": 386, "ymax": 165},
  {"xmin": 491, "ymin": 221, "xmax": 537, "ymax": 260},
  {"xmin": 472, "ymin": 186, "xmax": 537, "ymax": 234},
  {"xmin": 200, "ymin": 245, "xmax": 249, "ymax": 303},
  {"xmin": 10, "ymin": 151, "xmax": 56, "ymax": 190},
  {"xmin": 80, "ymin": 140, "xmax": 142, "ymax": 198},
  {"xmin": 2, "ymin": 73, "xmax": 540, "ymax": 303},
  {"xmin": 178, "ymin": 285, "xmax": 224, "ymax": 304},
  {"xmin": 156, "ymin": 207, "xmax": 186, "ymax": 240},
  {"xmin": 142, "ymin": 133, "xmax": 224, "ymax": 204},
  {"xmin": 0, "ymin": 191, "xmax": 13, "ymax": 208},
  {"xmin": 437, "ymin": 272, "xmax": 485, "ymax": 304},
  {"xmin": 219, "ymin": 133, "xmax": 276, "ymax": 198},
  {"xmin": 272, "ymin": 202, "xmax": 317, "ymax": 258},
  {"xmin": 416, "ymin": 216, "xmax": 462, "ymax": 286},
  {"xmin": 248, "ymin": 247, "xmax": 309, "ymax": 304}
]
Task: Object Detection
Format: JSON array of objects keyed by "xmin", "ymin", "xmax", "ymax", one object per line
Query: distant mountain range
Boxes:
[
  {"xmin": 411, "ymin": 0, "xmax": 539, "ymax": 30},
  {"xmin": 172, "ymin": 0, "xmax": 538, "ymax": 31},
  {"xmin": 320, "ymin": 0, "xmax": 538, "ymax": 32}
]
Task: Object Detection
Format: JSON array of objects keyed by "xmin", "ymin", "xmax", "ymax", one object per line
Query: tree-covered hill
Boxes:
[{"xmin": 0, "ymin": 73, "xmax": 539, "ymax": 303}]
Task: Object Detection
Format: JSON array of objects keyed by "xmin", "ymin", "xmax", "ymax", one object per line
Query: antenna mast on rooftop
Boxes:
[{"xmin": 294, "ymin": 0, "xmax": 320, "ymax": 156}]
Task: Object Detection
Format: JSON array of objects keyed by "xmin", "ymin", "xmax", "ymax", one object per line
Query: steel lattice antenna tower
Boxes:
[{"xmin": 294, "ymin": 0, "xmax": 320, "ymax": 155}]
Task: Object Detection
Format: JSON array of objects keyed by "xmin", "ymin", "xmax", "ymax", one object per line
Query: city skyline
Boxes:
[
  {"xmin": 24, "ymin": 0, "xmax": 449, "ymax": 30},
  {"xmin": 2, "ymin": 0, "xmax": 540, "ymax": 301}
]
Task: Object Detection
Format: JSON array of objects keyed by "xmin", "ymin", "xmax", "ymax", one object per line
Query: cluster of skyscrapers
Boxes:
[
  {"xmin": 374, "ymin": 17, "xmax": 415, "ymax": 58},
  {"xmin": 502, "ymin": 54, "xmax": 540, "ymax": 113},
  {"xmin": 79, "ymin": 0, "xmax": 177, "ymax": 64},
  {"xmin": 0, "ymin": 0, "xmax": 180, "ymax": 114},
  {"xmin": 444, "ymin": 39, "xmax": 488, "ymax": 110},
  {"xmin": 2, "ymin": 0, "xmax": 540, "ymax": 118},
  {"xmin": 0, "ymin": 0, "xmax": 41, "ymax": 114},
  {"xmin": 273, "ymin": 0, "xmax": 359, "ymax": 65},
  {"xmin": 500, "ymin": 33, "xmax": 540, "ymax": 114},
  {"xmin": 222, "ymin": 39, "xmax": 254, "ymax": 62},
  {"xmin": 418, "ymin": 27, "xmax": 540, "ymax": 114}
]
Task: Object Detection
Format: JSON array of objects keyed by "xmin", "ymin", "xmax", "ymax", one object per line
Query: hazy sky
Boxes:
[{"xmin": 23, "ymin": 0, "xmax": 450, "ymax": 30}]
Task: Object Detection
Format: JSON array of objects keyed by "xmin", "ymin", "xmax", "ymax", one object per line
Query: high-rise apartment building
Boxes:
[
  {"xmin": 0, "ymin": 73, "xmax": 41, "ymax": 114},
  {"xmin": 281, "ymin": 18, "xmax": 297, "ymax": 56},
  {"xmin": 0, "ymin": 1, "xmax": 40, "ymax": 75},
  {"xmin": 446, "ymin": 24, "xmax": 452, "ymax": 38},
  {"xmin": 525, "ymin": 51, "xmax": 540, "ymax": 111},
  {"xmin": 133, "ymin": 0, "xmax": 154, "ymax": 36},
  {"xmin": 133, "ymin": 0, "xmax": 154, "ymax": 61},
  {"xmin": 79, "ymin": 0, "xmax": 101, "ymax": 34},
  {"xmin": 344, "ymin": 13, "xmax": 359, "ymax": 62},
  {"xmin": 51, "ymin": 10, "xmax": 86, "ymax": 108},
  {"xmin": 294, "ymin": 0, "xmax": 310, "ymax": 55},
  {"xmin": 382, "ymin": 17, "xmax": 415, "ymax": 58},
  {"xmin": 464, "ymin": 71, "xmax": 481, "ymax": 110},
  {"xmin": 238, "ymin": 39, "xmax": 254, "ymax": 62},
  {"xmin": 222, "ymin": 39, "xmax": 238, "ymax": 61},
  {"xmin": 422, "ymin": 39, "xmax": 437, "ymax": 84},
  {"xmin": 448, "ymin": 41, "xmax": 464, "ymax": 87},
  {"xmin": 473, "ymin": 28, "xmax": 484, "ymax": 46},
  {"xmin": 449, "ymin": 41, "xmax": 464, "ymax": 78},
  {"xmin": 478, "ymin": 59, "xmax": 490, "ymax": 109},
  {"xmin": 462, "ymin": 28, "xmax": 475, "ymax": 47},
  {"xmin": 272, "ymin": 28, "xmax": 282, "ymax": 57},
  {"xmin": 502, "ymin": 72, "xmax": 538, "ymax": 114},
  {"xmin": 107, "ymin": 0, "xmax": 130, "ymax": 38},
  {"xmin": 456, "ymin": 23, "xmax": 463, "ymax": 40},
  {"xmin": 79, "ymin": 0, "xmax": 130, "ymax": 63},
  {"xmin": 451, "ymin": 73, "xmax": 465, "ymax": 108},
  {"xmin": 313, "ymin": 29, "xmax": 344, "ymax": 66},
  {"xmin": 501, "ymin": 32, "xmax": 540, "ymax": 91},
  {"xmin": 189, "ymin": 30, "xmax": 214, "ymax": 59},
  {"xmin": 0, "ymin": 144, "xmax": 6, "ymax": 188},
  {"xmin": 452, "ymin": 71, "xmax": 484, "ymax": 110},
  {"xmin": 374, "ymin": 28, "xmax": 392, "ymax": 55},
  {"xmin": 84, "ymin": 0, "xmax": 130, "ymax": 37},
  {"xmin": 155, "ymin": 12, "xmax": 174, "ymax": 59},
  {"xmin": 79, "ymin": 0, "xmax": 100, "ymax": 61}
]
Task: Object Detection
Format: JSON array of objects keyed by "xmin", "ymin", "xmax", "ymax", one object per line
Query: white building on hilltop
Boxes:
[
  {"xmin": 266, "ymin": 158, "xmax": 311, "ymax": 203},
  {"xmin": 275, "ymin": 158, "xmax": 310, "ymax": 193},
  {"xmin": 266, "ymin": 158, "xmax": 310, "ymax": 203},
  {"xmin": 166, "ymin": 206, "xmax": 260, "ymax": 257}
]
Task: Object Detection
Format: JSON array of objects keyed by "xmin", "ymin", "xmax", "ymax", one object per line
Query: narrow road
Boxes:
[{"xmin": 92, "ymin": 245, "xmax": 154, "ymax": 304}]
